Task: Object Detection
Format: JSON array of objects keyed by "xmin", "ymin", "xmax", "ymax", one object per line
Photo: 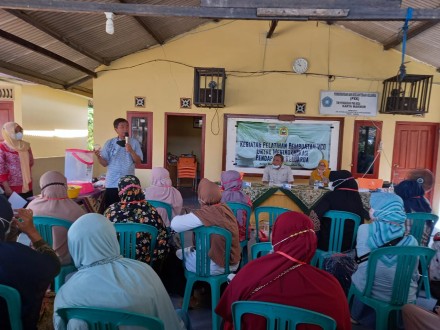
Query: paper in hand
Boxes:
[{"xmin": 8, "ymin": 192, "xmax": 27, "ymax": 209}]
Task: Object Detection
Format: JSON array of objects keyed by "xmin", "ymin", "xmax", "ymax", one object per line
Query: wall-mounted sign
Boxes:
[{"xmin": 319, "ymin": 91, "xmax": 378, "ymax": 117}]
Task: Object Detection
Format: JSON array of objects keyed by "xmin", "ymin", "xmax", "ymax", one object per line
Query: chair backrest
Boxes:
[
  {"xmin": 232, "ymin": 301, "xmax": 337, "ymax": 330},
  {"xmin": 363, "ymin": 246, "xmax": 435, "ymax": 305},
  {"xmin": 406, "ymin": 212, "xmax": 439, "ymax": 246},
  {"xmin": 177, "ymin": 157, "xmax": 197, "ymax": 179},
  {"xmin": 180, "ymin": 226, "xmax": 232, "ymax": 277},
  {"xmin": 0, "ymin": 284, "xmax": 22, "ymax": 330},
  {"xmin": 33, "ymin": 216, "xmax": 73, "ymax": 246},
  {"xmin": 226, "ymin": 201, "xmax": 252, "ymax": 242},
  {"xmin": 322, "ymin": 210, "xmax": 361, "ymax": 252},
  {"xmin": 251, "ymin": 242, "xmax": 273, "ymax": 260},
  {"xmin": 113, "ymin": 223, "xmax": 158, "ymax": 265},
  {"xmin": 147, "ymin": 200, "xmax": 173, "ymax": 221},
  {"xmin": 254, "ymin": 206, "xmax": 290, "ymax": 242},
  {"xmin": 57, "ymin": 307, "xmax": 164, "ymax": 330}
]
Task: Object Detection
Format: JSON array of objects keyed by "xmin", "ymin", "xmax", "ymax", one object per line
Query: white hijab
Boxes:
[{"xmin": 53, "ymin": 213, "xmax": 185, "ymax": 330}]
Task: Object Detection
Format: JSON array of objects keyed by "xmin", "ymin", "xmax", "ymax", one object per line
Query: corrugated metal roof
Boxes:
[{"xmin": 0, "ymin": 0, "xmax": 439, "ymax": 97}]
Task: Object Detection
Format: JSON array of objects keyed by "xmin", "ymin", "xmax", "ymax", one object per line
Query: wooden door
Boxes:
[
  {"xmin": 392, "ymin": 122, "xmax": 439, "ymax": 200},
  {"xmin": 0, "ymin": 101, "xmax": 14, "ymax": 140}
]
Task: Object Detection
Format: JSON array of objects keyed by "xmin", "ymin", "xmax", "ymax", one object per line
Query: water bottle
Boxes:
[
  {"xmin": 314, "ymin": 180, "xmax": 319, "ymax": 190},
  {"xmin": 388, "ymin": 183, "xmax": 394, "ymax": 193}
]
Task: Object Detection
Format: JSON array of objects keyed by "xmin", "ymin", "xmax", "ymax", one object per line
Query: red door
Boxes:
[
  {"xmin": 0, "ymin": 101, "xmax": 14, "ymax": 140},
  {"xmin": 392, "ymin": 122, "xmax": 439, "ymax": 201}
]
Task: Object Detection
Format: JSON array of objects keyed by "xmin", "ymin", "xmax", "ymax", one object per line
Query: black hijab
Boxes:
[{"xmin": 0, "ymin": 195, "xmax": 13, "ymax": 242}]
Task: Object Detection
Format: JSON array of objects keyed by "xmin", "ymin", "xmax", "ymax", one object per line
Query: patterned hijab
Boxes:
[
  {"xmin": 1, "ymin": 122, "xmax": 32, "ymax": 193},
  {"xmin": 220, "ymin": 170, "xmax": 249, "ymax": 205},
  {"xmin": 368, "ymin": 192, "xmax": 407, "ymax": 249}
]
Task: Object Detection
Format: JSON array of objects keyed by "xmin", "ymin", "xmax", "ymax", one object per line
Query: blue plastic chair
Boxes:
[
  {"xmin": 33, "ymin": 216, "xmax": 76, "ymax": 293},
  {"xmin": 251, "ymin": 242, "xmax": 273, "ymax": 260},
  {"xmin": 57, "ymin": 306, "xmax": 164, "ymax": 330},
  {"xmin": 113, "ymin": 223, "xmax": 158, "ymax": 266},
  {"xmin": 0, "ymin": 284, "xmax": 23, "ymax": 330},
  {"xmin": 406, "ymin": 212, "xmax": 439, "ymax": 299},
  {"xmin": 254, "ymin": 206, "xmax": 289, "ymax": 243},
  {"xmin": 147, "ymin": 200, "xmax": 173, "ymax": 221},
  {"xmin": 312, "ymin": 210, "xmax": 361, "ymax": 269},
  {"xmin": 347, "ymin": 246, "xmax": 435, "ymax": 330},
  {"xmin": 180, "ymin": 226, "xmax": 232, "ymax": 330},
  {"xmin": 232, "ymin": 301, "xmax": 337, "ymax": 330},
  {"xmin": 226, "ymin": 201, "xmax": 252, "ymax": 266}
]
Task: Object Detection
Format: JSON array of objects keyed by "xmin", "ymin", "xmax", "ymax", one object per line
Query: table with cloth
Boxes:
[{"xmin": 243, "ymin": 184, "xmax": 370, "ymax": 225}]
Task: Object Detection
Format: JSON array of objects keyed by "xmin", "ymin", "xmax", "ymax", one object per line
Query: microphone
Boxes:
[{"xmin": 124, "ymin": 132, "xmax": 129, "ymax": 145}]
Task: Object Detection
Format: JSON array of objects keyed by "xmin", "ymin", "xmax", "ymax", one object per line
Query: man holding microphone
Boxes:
[{"xmin": 94, "ymin": 118, "xmax": 143, "ymax": 208}]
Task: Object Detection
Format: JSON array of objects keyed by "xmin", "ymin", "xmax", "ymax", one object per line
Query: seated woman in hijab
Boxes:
[
  {"xmin": 27, "ymin": 171, "xmax": 85, "ymax": 265},
  {"xmin": 144, "ymin": 167, "xmax": 183, "ymax": 226},
  {"xmin": 53, "ymin": 213, "xmax": 186, "ymax": 330},
  {"xmin": 215, "ymin": 211, "xmax": 351, "ymax": 330},
  {"xmin": 104, "ymin": 175, "xmax": 170, "ymax": 273},
  {"xmin": 171, "ymin": 178, "xmax": 241, "ymax": 275},
  {"xmin": 220, "ymin": 170, "xmax": 252, "ymax": 242},
  {"xmin": 395, "ymin": 179, "xmax": 433, "ymax": 246},
  {"xmin": 309, "ymin": 159, "xmax": 330, "ymax": 187},
  {"xmin": 350, "ymin": 192, "xmax": 418, "ymax": 328},
  {"xmin": 310, "ymin": 170, "xmax": 368, "ymax": 251}
]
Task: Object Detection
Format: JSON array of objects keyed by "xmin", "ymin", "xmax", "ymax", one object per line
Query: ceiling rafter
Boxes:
[
  {"xmin": 2, "ymin": 0, "xmax": 440, "ymax": 21},
  {"xmin": 0, "ymin": 29, "xmax": 97, "ymax": 78},
  {"xmin": 118, "ymin": 0, "xmax": 163, "ymax": 44},
  {"xmin": 383, "ymin": 21, "xmax": 440, "ymax": 50},
  {"xmin": 266, "ymin": 20, "xmax": 278, "ymax": 38},
  {"xmin": 0, "ymin": 59, "xmax": 92, "ymax": 97},
  {"xmin": 5, "ymin": 9, "xmax": 110, "ymax": 65}
]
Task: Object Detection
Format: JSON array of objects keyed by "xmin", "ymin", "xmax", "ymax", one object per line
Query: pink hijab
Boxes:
[
  {"xmin": 144, "ymin": 167, "xmax": 183, "ymax": 226},
  {"xmin": 27, "ymin": 171, "xmax": 85, "ymax": 265}
]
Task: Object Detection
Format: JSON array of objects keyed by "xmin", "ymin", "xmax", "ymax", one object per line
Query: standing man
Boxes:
[
  {"xmin": 94, "ymin": 118, "xmax": 143, "ymax": 208},
  {"xmin": 262, "ymin": 153, "xmax": 294, "ymax": 185}
]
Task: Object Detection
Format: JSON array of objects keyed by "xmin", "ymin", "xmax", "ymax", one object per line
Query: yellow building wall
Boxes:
[
  {"xmin": 93, "ymin": 20, "xmax": 440, "ymax": 210},
  {"xmin": 21, "ymin": 84, "xmax": 90, "ymax": 157}
]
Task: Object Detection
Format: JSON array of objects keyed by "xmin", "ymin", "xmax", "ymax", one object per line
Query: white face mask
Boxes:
[
  {"xmin": 15, "ymin": 132, "xmax": 23, "ymax": 140},
  {"xmin": 272, "ymin": 165, "xmax": 280, "ymax": 169}
]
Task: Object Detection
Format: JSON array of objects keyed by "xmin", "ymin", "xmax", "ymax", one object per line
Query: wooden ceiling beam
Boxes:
[
  {"xmin": 0, "ymin": 29, "xmax": 97, "ymax": 78},
  {"xmin": 118, "ymin": 0, "xmax": 163, "ymax": 44},
  {"xmin": 383, "ymin": 21, "xmax": 440, "ymax": 50},
  {"xmin": 0, "ymin": 60, "xmax": 92, "ymax": 97},
  {"xmin": 64, "ymin": 75, "xmax": 92, "ymax": 90},
  {"xmin": 2, "ymin": 0, "xmax": 440, "ymax": 21},
  {"xmin": 267, "ymin": 20, "xmax": 278, "ymax": 38},
  {"xmin": 5, "ymin": 9, "xmax": 110, "ymax": 65}
]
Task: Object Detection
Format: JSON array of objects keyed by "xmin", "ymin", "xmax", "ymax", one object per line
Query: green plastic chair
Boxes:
[
  {"xmin": 251, "ymin": 242, "xmax": 273, "ymax": 260},
  {"xmin": 33, "ymin": 216, "xmax": 76, "ymax": 293},
  {"xmin": 0, "ymin": 284, "xmax": 23, "ymax": 330},
  {"xmin": 226, "ymin": 201, "xmax": 252, "ymax": 266},
  {"xmin": 57, "ymin": 306, "xmax": 164, "ymax": 330},
  {"xmin": 406, "ymin": 212, "xmax": 439, "ymax": 299},
  {"xmin": 254, "ymin": 206, "xmax": 290, "ymax": 243},
  {"xmin": 312, "ymin": 210, "xmax": 361, "ymax": 269},
  {"xmin": 347, "ymin": 246, "xmax": 435, "ymax": 330},
  {"xmin": 114, "ymin": 223, "xmax": 158, "ymax": 266},
  {"xmin": 147, "ymin": 200, "xmax": 173, "ymax": 222},
  {"xmin": 180, "ymin": 226, "xmax": 232, "ymax": 330},
  {"xmin": 232, "ymin": 301, "xmax": 337, "ymax": 330}
]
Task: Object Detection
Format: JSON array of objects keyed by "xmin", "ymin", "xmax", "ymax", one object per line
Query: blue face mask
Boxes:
[
  {"xmin": 15, "ymin": 132, "xmax": 23, "ymax": 140},
  {"xmin": 272, "ymin": 165, "xmax": 280, "ymax": 169}
]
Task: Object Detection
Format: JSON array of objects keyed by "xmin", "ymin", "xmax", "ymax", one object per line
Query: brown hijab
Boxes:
[{"xmin": 193, "ymin": 178, "xmax": 240, "ymax": 267}]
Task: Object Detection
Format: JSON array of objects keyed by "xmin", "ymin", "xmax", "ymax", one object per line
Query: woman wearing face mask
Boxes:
[
  {"xmin": 309, "ymin": 159, "xmax": 330, "ymax": 187},
  {"xmin": 0, "ymin": 122, "xmax": 34, "ymax": 199},
  {"xmin": 309, "ymin": 170, "xmax": 368, "ymax": 251},
  {"xmin": 350, "ymin": 192, "xmax": 418, "ymax": 327}
]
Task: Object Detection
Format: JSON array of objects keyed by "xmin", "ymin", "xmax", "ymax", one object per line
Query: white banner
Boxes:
[{"xmin": 319, "ymin": 91, "xmax": 378, "ymax": 116}]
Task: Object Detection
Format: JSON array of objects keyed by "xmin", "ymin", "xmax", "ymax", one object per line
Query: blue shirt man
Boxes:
[{"xmin": 95, "ymin": 118, "xmax": 143, "ymax": 208}]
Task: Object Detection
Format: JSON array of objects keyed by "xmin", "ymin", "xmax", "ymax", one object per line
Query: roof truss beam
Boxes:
[
  {"xmin": 1, "ymin": 0, "xmax": 440, "ymax": 21},
  {"xmin": 118, "ymin": 0, "xmax": 163, "ymax": 44},
  {"xmin": 383, "ymin": 21, "xmax": 440, "ymax": 50},
  {"xmin": 266, "ymin": 20, "xmax": 278, "ymax": 38},
  {"xmin": 0, "ymin": 29, "xmax": 97, "ymax": 78},
  {"xmin": 5, "ymin": 9, "xmax": 110, "ymax": 65}
]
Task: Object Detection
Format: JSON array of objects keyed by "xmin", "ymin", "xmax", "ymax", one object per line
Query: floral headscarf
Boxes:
[{"xmin": 104, "ymin": 175, "xmax": 170, "ymax": 266}]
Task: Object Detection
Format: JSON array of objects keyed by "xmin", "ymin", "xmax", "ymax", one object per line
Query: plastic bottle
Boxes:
[{"xmin": 388, "ymin": 183, "xmax": 394, "ymax": 193}]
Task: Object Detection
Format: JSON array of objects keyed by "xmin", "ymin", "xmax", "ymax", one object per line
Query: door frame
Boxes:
[{"xmin": 164, "ymin": 112, "xmax": 206, "ymax": 179}]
